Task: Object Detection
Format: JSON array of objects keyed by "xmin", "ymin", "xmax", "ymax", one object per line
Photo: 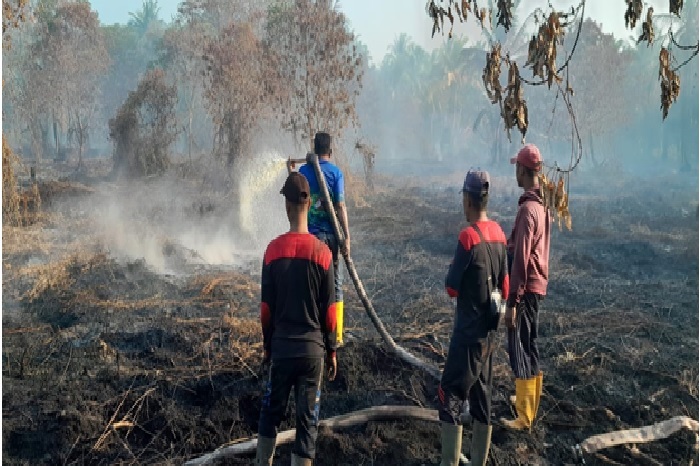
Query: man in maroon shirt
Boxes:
[
  {"xmin": 501, "ymin": 144, "xmax": 551, "ymax": 431},
  {"xmin": 439, "ymin": 170, "xmax": 509, "ymax": 466},
  {"xmin": 255, "ymin": 173, "xmax": 338, "ymax": 466}
]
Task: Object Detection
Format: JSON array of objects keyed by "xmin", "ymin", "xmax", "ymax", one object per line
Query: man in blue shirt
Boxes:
[{"xmin": 298, "ymin": 132, "xmax": 351, "ymax": 345}]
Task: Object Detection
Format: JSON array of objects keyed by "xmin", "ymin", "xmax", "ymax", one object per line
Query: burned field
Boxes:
[{"xmin": 2, "ymin": 166, "xmax": 698, "ymax": 465}]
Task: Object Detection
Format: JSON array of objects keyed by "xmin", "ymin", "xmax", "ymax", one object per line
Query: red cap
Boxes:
[{"xmin": 510, "ymin": 144, "xmax": 542, "ymax": 171}]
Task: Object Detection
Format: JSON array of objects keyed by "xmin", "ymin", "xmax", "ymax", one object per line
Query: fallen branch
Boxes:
[
  {"xmin": 578, "ymin": 415, "xmax": 699, "ymax": 454},
  {"xmin": 184, "ymin": 405, "xmax": 469, "ymax": 465}
]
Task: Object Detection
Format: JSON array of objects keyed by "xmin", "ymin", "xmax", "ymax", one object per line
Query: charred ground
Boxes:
[{"xmin": 2, "ymin": 163, "xmax": 698, "ymax": 465}]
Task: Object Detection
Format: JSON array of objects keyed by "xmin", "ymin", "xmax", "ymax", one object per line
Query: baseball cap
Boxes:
[
  {"xmin": 461, "ymin": 169, "xmax": 490, "ymax": 194},
  {"xmin": 510, "ymin": 143, "xmax": 542, "ymax": 171},
  {"xmin": 280, "ymin": 172, "xmax": 310, "ymax": 204}
]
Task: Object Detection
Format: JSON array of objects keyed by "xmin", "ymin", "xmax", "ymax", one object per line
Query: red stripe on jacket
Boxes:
[
  {"xmin": 326, "ymin": 302, "xmax": 338, "ymax": 333},
  {"xmin": 260, "ymin": 302, "xmax": 271, "ymax": 329},
  {"xmin": 264, "ymin": 232, "xmax": 332, "ymax": 269}
]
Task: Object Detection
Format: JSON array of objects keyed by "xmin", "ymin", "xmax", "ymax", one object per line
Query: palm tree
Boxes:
[
  {"xmin": 128, "ymin": 0, "xmax": 161, "ymax": 35},
  {"xmin": 381, "ymin": 33, "xmax": 429, "ymax": 100}
]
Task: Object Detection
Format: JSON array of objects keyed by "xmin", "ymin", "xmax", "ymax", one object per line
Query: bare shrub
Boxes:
[
  {"xmin": 265, "ymin": 0, "xmax": 363, "ymax": 149},
  {"xmin": 109, "ymin": 69, "xmax": 178, "ymax": 177},
  {"xmin": 2, "ymin": 138, "xmax": 22, "ymax": 226},
  {"xmin": 202, "ymin": 21, "xmax": 279, "ymax": 169}
]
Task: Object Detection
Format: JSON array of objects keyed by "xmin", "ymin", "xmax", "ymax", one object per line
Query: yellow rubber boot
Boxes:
[
  {"xmin": 336, "ymin": 301, "xmax": 344, "ymax": 346},
  {"xmin": 500, "ymin": 377, "xmax": 537, "ymax": 431},
  {"xmin": 534, "ymin": 372, "xmax": 543, "ymax": 418},
  {"xmin": 510, "ymin": 372, "xmax": 543, "ymax": 416}
]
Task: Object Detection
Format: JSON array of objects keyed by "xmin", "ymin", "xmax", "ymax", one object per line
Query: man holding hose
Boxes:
[{"xmin": 299, "ymin": 132, "xmax": 351, "ymax": 345}]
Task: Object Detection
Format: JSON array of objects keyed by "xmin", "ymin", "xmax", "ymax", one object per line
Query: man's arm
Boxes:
[
  {"xmin": 260, "ymin": 256, "xmax": 275, "ymax": 361},
  {"xmin": 445, "ymin": 229, "xmax": 473, "ymax": 298}
]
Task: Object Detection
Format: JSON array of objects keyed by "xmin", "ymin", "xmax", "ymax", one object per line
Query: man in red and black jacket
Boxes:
[
  {"xmin": 255, "ymin": 172, "xmax": 338, "ymax": 466},
  {"xmin": 438, "ymin": 170, "xmax": 509, "ymax": 466},
  {"xmin": 501, "ymin": 143, "xmax": 551, "ymax": 432}
]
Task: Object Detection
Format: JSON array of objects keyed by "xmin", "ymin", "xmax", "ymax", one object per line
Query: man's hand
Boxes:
[
  {"xmin": 326, "ymin": 353, "xmax": 337, "ymax": 381},
  {"xmin": 505, "ymin": 306, "xmax": 517, "ymax": 329}
]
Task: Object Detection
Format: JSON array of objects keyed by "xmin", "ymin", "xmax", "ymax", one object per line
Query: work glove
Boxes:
[{"xmin": 326, "ymin": 352, "xmax": 337, "ymax": 381}]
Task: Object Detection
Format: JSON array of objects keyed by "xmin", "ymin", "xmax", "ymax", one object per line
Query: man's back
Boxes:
[
  {"xmin": 508, "ymin": 187, "xmax": 550, "ymax": 303},
  {"xmin": 261, "ymin": 232, "xmax": 337, "ymax": 359},
  {"xmin": 445, "ymin": 220, "xmax": 509, "ymax": 341},
  {"xmin": 298, "ymin": 160, "xmax": 345, "ymax": 235}
]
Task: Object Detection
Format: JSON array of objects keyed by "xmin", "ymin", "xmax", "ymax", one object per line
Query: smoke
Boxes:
[{"xmin": 54, "ymin": 152, "xmax": 290, "ymax": 275}]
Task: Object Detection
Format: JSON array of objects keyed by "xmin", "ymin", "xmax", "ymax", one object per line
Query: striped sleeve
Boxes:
[
  {"xmin": 260, "ymin": 247, "xmax": 275, "ymax": 355},
  {"xmin": 445, "ymin": 228, "xmax": 475, "ymax": 297}
]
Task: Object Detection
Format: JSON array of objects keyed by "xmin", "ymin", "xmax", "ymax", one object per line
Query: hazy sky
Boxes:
[{"xmin": 89, "ymin": 0, "xmax": 671, "ymax": 64}]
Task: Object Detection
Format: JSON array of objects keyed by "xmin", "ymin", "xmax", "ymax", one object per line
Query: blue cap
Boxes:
[{"xmin": 462, "ymin": 169, "xmax": 490, "ymax": 194}]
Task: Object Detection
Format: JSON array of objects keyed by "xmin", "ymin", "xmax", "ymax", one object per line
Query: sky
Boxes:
[{"xmin": 89, "ymin": 0, "xmax": 672, "ymax": 64}]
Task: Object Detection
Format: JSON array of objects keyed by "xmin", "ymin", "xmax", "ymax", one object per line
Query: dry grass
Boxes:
[
  {"xmin": 17, "ymin": 257, "xmax": 75, "ymax": 302},
  {"xmin": 2, "ymin": 137, "xmax": 22, "ymax": 226},
  {"xmin": 679, "ymin": 368, "xmax": 699, "ymax": 399},
  {"xmin": 2, "ymin": 224, "xmax": 51, "ymax": 257}
]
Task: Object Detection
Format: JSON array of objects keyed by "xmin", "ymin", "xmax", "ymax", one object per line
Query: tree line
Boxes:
[{"xmin": 2, "ymin": 0, "xmax": 698, "ymax": 179}]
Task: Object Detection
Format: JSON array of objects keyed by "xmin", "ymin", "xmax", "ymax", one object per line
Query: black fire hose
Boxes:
[{"xmin": 302, "ymin": 153, "xmax": 441, "ymax": 381}]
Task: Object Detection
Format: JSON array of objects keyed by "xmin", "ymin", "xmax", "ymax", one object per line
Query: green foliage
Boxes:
[{"xmin": 128, "ymin": 0, "xmax": 162, "ymax": 35}]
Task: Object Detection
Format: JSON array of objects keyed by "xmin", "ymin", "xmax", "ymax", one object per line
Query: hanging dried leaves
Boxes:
[
  {"xmin": 495, "ymin": 0, "xmax": 514, "ymax": 32},
  {"xmin": 637, "ymin": 7, "xmax": 654, "ymax": 46},
  {"xmin": 502, "ymin": 62, "xmax": 528, "ymax": 142},
  {"xmin": 659, "ymin": 47, "xmax": 681, "ymax": 120},
  {"xmin": 525, "ymin": 12, "xmax": 566, "ymax": 88},
  {"xmin": 624, "ymin": 0, "xmax": 643, "ymax": 29},
  {"xmin": 482, "ymin": 43, "xmax": 503, "ymax": 104},
  {"xmin": 482, "ymin": 46, "xmax": 528, "ymax": 143},
  {"xmin": 428, "ymin": 0, "xmax": 494, "ymax": 36},
  {"xmin": 427, "ymin": 1, "xmax": 457, "ymax": 38},
  {"xmin": 539, "ymin": 173, "xmax": 572, "ymax": 231},
  {"xmin": 670, "ymin": 0, "xmax": 683, "ymax": 17},
  {"xmin": 474, "ymin": 5, "xmax": 489, "ymax": 29}
]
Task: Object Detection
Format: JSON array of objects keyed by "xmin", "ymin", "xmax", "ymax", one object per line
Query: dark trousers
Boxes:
[
  {"xmin": 315, "ymin": 231, "xmax": 343, "ymax": 302},
  {"xmin": 438, "ymin": 331, "xmax": 496, "ymax": 425},
  {"xmin": 258, "ymin": 357, "xmax": 324, "ymax": 459},
  {"xmin": 507, "ymin": 292, "xmax": 541, "ymax": 379}
]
